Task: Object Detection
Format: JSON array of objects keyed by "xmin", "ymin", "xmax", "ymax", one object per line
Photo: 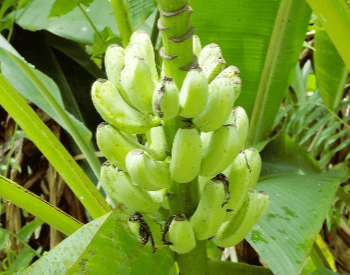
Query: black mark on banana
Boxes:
[{"xmin": 128, "ymin": 212, "xmax": 156, "ymax": 252}]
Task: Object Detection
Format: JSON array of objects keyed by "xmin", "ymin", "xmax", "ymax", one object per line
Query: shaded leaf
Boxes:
[
  {"xmin": 208, "ymin": 260, "xmax": 273, "ymax": 275},
  {"xmin": 49, "ymin": 0, "xmax": 93, "ymax": 18}
]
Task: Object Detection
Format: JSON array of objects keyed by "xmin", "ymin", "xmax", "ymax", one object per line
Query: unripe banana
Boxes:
[
  {"xmin": 216, "ymin": 65, "xmax": 240, "ymax": 79},
  {"xmin": 193, "ymin": 75, "xmax": 237, "ymax": 132},
  {"xmin": 200, "ymin": 131, "xmax": 213, "ymax": 152},
  {"xmin": 97, "ymin": 123, "xmax": 166, "ymax": 171},
  {"xmin": 223, "ymin": 151, "xmax": 252, "ymax": 222},
  {"xmin": 198, "ymin": 43, "xmax": 222, "ymax": 67},
  {"xmin": 190, "ymin": 174, "xmax": 229, "ymax": 240},
  {"xmin": 202, "ymin": 53, "xmax": 226, "ymax": 83},
  {"xmin": 149, "ymin": 125, "xmax": 168, "ymax": 153},
  {"xmin": 225, "ymin": 106, "xmax": 249, "ymax": 150},
  {"xmin": 100, "ymin": 162, "xmax": 165, "ymax": 214},
  {"xmin": 127, "ymin": 30, "xmax": 159, "ymax": 83},
  {"xmin": 199, "ymin": 123, "xmax": 241, "ymax": 178},
  {"xmin": 105, "ymin": 44, "xmax": 137, "ymax": 109},
  {"xmin": 121, "ymin": 55, "xmax": 157, "ymax": 114},
  {"xmin": 170, "ymin": 127, "xmax": 202, "ymax": 183},
  {"xmin": 152, "ymin": 76, "xmax": 180, "ymax": 121},
  {"xmin": 162, "ymin": 214, "xmax": 196, "ymax": 254},
  {"xmin": 179, "ymin": 67, "xmax": 209, "ymax": 118},
  {"xmin": 212, "ymin": 189, "xmax": 269, "ymax": 248},
  {"xmin": 245, "ymin": 148, "xmax": 262, "ymax": 188},
  {"xmin": 126, "ymin": 149, "xmax": 172, "ymax": 191},
  {"xmin": 193, "ymin": 35, "xmax": 202, "ymax": 58},
  {"xmin": 91, "ymin": 79, "xmax": 160, "ymax": 134}
]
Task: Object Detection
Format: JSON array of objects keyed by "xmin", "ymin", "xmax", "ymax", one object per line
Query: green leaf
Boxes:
[
  {"xmin": 0, "ymin": 176, "xmax": 83, "ymax": 236},
  {"xmin": 208, "ymin": 260, "xmax": 273, "ymax": 275},
  {"xmin": 290, "ymin": 63, "xmax": 307, "ymax": 104},
  {"xmin": 310, "ymin": 266, "xmax": 341, "ymax": 275},
  {"xmin": 6, "ymin": 246, "xmax": 42, "ymax": 274},
  {"xmin": 14, "ymin": 0, "xmax": 156, "ymax": 44},
  {"xmin": 0, "ymin": 75, "xmax": 110, "ymax": 219},
  {"xmin": 17, "ymin": 219, "xmax": 44, "ymax": 243},
  {"xmin": 260, "ymin": 133, "xmax": 321, "ymax": 179},
  {"xmin": 191, "ymin": 0, "xmax": 311, "ymax": 145},
  {"xmin": 0, "ymin": 229, "xmax": 10, "ymax": 250},
  {"xmin": 0, "ymin": 45, "xmax": 91, "ymax": 144},
  {"xmin": 0, "ymin": 38, "xmax": 102, "ymax": 179},
  {"xmin": 49, "ymin": 0, "xmax": 93, "ymax": 18},
  {"xmin": 92, "ymin": 26, "xmax": 121, "ymax": 58},
  {"xmin": 22, "ymin": 207, "xmax": 176, "ymax": 275},
  {"xmin": 246, "ymin": 168, "xmax": 347, "ymax": 275},
  {"xmin": 314, "ymin": 21, "xmax": 348, "ymax": 110},
  {"xmin": 306, "ymin": 0, "xmax": 350, "ymax": 70}
]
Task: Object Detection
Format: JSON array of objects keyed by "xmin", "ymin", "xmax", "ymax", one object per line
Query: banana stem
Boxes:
[
  {"xmin": 156, "ymin": 0, "xmax": 194, "ymax": 88},
  {"xmin": 176, "ymin": 240, "xmax": 209, "ymax": 275}
]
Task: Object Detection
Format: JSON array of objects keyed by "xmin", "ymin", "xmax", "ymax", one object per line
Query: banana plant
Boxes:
[{"xmin": 0, "ymin": 0, "xmax": 349, "ymax": 274}]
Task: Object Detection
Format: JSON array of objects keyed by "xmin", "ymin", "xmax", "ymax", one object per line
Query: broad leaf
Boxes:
[
  {"xmin": 0, "ymin": 44, "xmax": 91, "ymax": 144},
  {"xmin": 14, "ymin": 0, "xmax": 156, "ymax": 44},
  {"xmin": 306, "ymin": 0, "xmax": 350, "ymax": 70},
  {"xmin": 22, "ymin": 207, "xmax": 176, "ymax": 275},
  {"xmin": 49, "ymin": 0, "xmax": 93, "ymax": 18},
  {"xmin": 314, "ymin": 21, "xmax": 348, "ymax": 110},
  {"xmin": 246, "ymin": 168, "xmax": 346, "ymax": 275},
  {"xmin": 208, "ymin": 260, "xmax": 273, "ymax": 275},
  {"xmin": 190, "ymin": 0, "xmax": 311, "ymax": 144}
]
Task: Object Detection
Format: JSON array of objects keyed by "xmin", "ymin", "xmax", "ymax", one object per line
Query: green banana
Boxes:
[
  {"xmin": 202, "ymin": 53, "xmax": 226, "ymax": 83},
  {"xmin": 152, "ymin": 76, "xmax": 180, "ymax": 121},
  {"xmin": 223, "ymin": 150, "xmax": 251, "ymax": 222},
  {"xmin": 121, "ymin": 55, "xmax": 157, "ymax": 114},
  {"xmin": 127, "ymin": 30, "xmax": 159, "ymax": 83},
  {"xmin": 104, "ymin": 44, "xmax": 137, "ymax": 109},
  {"xmin": 245, "ymin": 148, "xmax": 262, "ymax": 188},
  {"xmin": 162, "ymin": 214, "xmax": 196, "ymax": 254},
  {"xmin": 212, "ymin": 189, "xmax": 269, "ymax": 248},
  {"xmin": 199, "ymin": 123, "xmax": 241, "ymax": 178},
  {"xmin": 193, "ymin": 35, "xmax": 202, "ymax": 58},
  {"xmin": 178, "ymin": 67, "xmax": 209, "ymax": 118},
  {"xmin": 200, "ymin": 131, "xmax": 213, "ymax": 152},
  {"xmin": 216, "ymin": 65, "xmax": 240, "ymax": 78},
  {"xmin": 170, "ymin": 127, "xmax": 202, "ymax": 183},
  {"xmin": 125, "ymin": 149, "xmax": 172, "ymax": 191},
  {"xmin": 190, "ymin": 174, "xmax": 228, "ymax": 240},
  {"xmin": 96, "ymin": 123, "xmax": 166, "ymax": 171},
  {"xmin": 198, "ymin": 43, "xmax": 222, "ymax": 67},
  {"xmin": 100, "ymin": 162, "xmax": 165, "ymax": 214},
  {"xmin": 149, "ymin": 125, "xmax": 168, "ymax": 153},
  {"xmin": 91, "ymin": 79, "xmax": 160, "ymax": 134},
  {"xmin": 193, "ymin": 75, "xmax": 237, "ymax": 132},
  {"xmin": 225, "ymin": 106, "xmax": 249, "ymax": 150}
]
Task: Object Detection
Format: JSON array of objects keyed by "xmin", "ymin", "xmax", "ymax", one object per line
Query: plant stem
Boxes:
[
  {"xmin": 4, "ymin": 123, "xmax": 18, "ymax": 178},
  {"xmin": 176, "ymin": 240, "xmax": 209, "ymax": 275},
  {"xmin": 110, "ymin": 0, "xmax": 134, "ymax": 48},
  {"xmin": 157, "ymin": 0, "xmax": 194, "ymax": 88}
]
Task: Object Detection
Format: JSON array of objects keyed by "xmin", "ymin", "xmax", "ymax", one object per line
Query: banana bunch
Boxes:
[{"xmin": 92, "ymin": 30, "xmax": 269, "ymax": 254}]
